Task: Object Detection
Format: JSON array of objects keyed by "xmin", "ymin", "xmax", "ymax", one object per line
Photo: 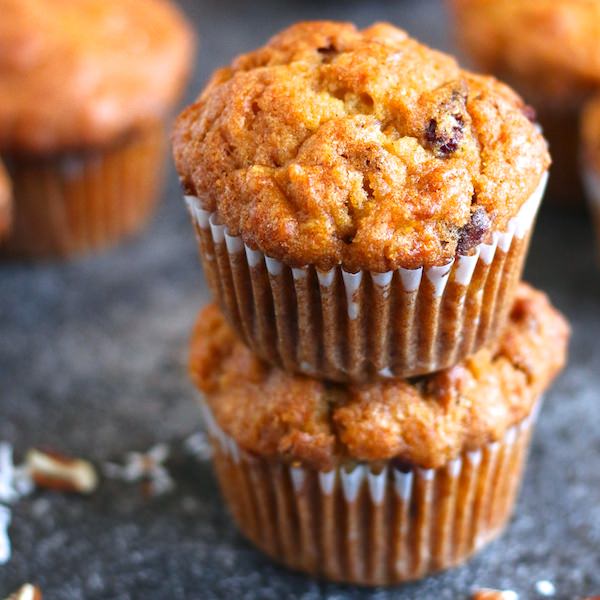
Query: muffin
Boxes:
[
  {"xmin": 582, "ymin": 96, "xmax": 600, "ymax": 250},
  {"xmin": 449, "ymin": 0, "xmax": 600, "ymax": 203},
  {"xmin": 174, "ymin": 21, "xmax": 550, "ymax": 382},
  {"xmin": 0, "ymin": 0, "xmax": 195, "ymax": 258},
  {"xmin": 0, "ymin": 160, "xmax": 11, "ymax": 240},
  {"xmin": 190, "ymin": 284, "xmax": 569, "ymax": 585}
]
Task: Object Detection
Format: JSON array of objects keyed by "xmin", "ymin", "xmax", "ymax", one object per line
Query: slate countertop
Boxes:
[{"xmin": 1, "ymin": 1, "xmax": 599, "ymax": 598}]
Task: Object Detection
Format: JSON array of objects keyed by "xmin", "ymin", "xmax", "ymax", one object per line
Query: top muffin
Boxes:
[
  {"xmin": 450, "ymin": 0, "xmax": 600, "ymax": 110},
  {"xmin": 174, "ymin": 21, "xmax": 549, "ymax": 272},
  {"xmin": 0, "ymin": 0, "xmax": 195, "ymax": 153}
]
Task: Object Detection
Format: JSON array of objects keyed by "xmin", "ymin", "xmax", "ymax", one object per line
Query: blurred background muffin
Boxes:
[
  {"xmin": 448, "ymin": 0, "xmax": 600, "ymax": 205},
  {"xmin": 0, "ymin": 160, "xmax": 11, "ymax": 240},
  {"xmin": 0, "ymin": 0, "xmax": 195, "ymax": 259}
]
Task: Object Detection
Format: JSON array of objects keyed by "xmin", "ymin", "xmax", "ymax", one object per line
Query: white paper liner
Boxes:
[
  {"xmin": 1, "ymin": 123, "xmax": 165, "ymax": 259},
  {"xmin": 200, "ymin": 399, "xmax": 539, "ymax": 586},
  {"xmin": 186, "ymin": 173, "xmax": 547, "ymax": 381}
]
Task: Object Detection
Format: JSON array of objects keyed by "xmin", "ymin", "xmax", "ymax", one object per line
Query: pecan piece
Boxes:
[
  {"xmin": 26, "ymin": 449, "xmax": 98, "ymax": 494},
  {"xmin": 5, "ymin": 584, "xmax": 42, "ymax": 600},
  {"xmin": 472, "ymin": 589, "xmax": 519, "ymax": 600}
]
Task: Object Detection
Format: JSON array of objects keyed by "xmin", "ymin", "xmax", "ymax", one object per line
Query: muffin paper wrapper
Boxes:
[
  {"xmin": 200, "ymin": 400, "xmax": 540, "ymax": 586},
  {"xmin": 185, "ymin": 173, "xmax": 547, "ymax": 382},
  {"xmin": 1, "ymin": 123, "xmax": 166, "ymax": 259}
]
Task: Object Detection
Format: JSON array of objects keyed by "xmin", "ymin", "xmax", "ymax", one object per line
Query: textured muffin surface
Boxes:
[
  {"xmin": 174, "ymin": 21, "xmax": 549, "ymax": 271},
  {"xmin": 582, "ymin": 96, "xmax": 600, "ymax": 172},
  {"xmin": 190, "ymin": 284, "xmax": 569, "ymax": 470},
  {"xmin": 0, "ymin": 0, "xmax": 195, "ymax": 152},
  {"xmin": 450, "ymin": 0, "xmax": 600, "ymax": 109}
]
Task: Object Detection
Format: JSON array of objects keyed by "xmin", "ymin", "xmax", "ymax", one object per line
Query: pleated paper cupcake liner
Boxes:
[
  {"xmin": 185, "ymin": 173, "xmax": 547, "ymax": 382},
  {"xmin": 1, "ymin": 122, "xmax": 166, "ymax": 259},
  {"xmin": 200, "ymin": 400, "xmax": 540, "ymax": 586}
]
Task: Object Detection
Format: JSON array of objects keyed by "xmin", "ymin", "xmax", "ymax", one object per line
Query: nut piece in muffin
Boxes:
[
  {"xmin": 0, "ymin": 160, "xmax": 11, "ymax": 240},
  {"xmin": 0, "ymin": 0, "xmax": 196, "ymax": 258},
  {"xmin": 190, "ymin": 283, "xmax": 569, "ymax": 471},
  {"xmin": 174, "ymin": 21, "xmax": 549, "ymax": 273},
  {"xmin": 190, "ymin": 283, "xmax": 569, "ymax": 585}
]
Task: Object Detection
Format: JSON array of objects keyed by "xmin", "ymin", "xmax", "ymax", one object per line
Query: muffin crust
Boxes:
[
  {"xmin": 450, "ymin": 0, "xmax": 600, "ymax": 109},
  {"xmin": 174, "ymin": 21, "xmax": 549, "ymax": 271},
  {"xmin": 190, "ymin": 284, "xmax": 569, "ymax": 470},
  {"xmin": 0, "ymin": 0, "xmax": 195, "ymax": 152}
]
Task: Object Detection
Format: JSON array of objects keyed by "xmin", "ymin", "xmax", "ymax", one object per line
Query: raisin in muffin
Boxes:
[
  {"xmin": 449, "ymin": 0, "xmax": 600, "ymax": 203},
  {"xmin": 174, "ymin": 21, "xmax": 550, "ymax": 382},
  {"xmin": 190, "ymin": 283, "xmax": 569, "ymax": 585},
  {"xmin": 0, "ymin": 0, "xmax": 195, "ymax": 258}
]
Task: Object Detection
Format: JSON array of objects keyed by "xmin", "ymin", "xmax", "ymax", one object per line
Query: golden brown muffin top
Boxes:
[
  {"xmin": 0, "ymin": 0, "xmax": 195, "ymax": 153},
  {"xmin": 450, "ymin": 0, "xmax": 600, "ymax": 110},
  {"xmin": 190, "ymin": 284, "xmax": 569, "ymax": 470},
  {"xmin": 582, "ymin": 96, "xmax": 600, "ymax": 172},
  {"xmin": 0, "ymin": 161, "xmax": 11, "ymax": 236},
  {"xmin": 174, "ymin": 21, "xmax": 549, "ymax": 271}
]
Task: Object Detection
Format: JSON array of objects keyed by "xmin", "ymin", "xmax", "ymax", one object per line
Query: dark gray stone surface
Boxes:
[{"xmin": 1, "ymin": 1, "xmax": 599, "ymax": 598}]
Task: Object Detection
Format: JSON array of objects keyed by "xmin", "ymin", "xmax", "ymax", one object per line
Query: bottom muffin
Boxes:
[
  {"xmin": 0, "ymin": 160, "xmax": 11, "ymax": 240},
  {"xmin": 189, "ymin": 284, "xmax": 569, "ymax": 585},
  {"xmin": 582, "ymin": 97, "xmax": 600, "ymax": 254},
  {"xmin": 0, "ymin": 122, "xmax": 166, "ymax": 259}
]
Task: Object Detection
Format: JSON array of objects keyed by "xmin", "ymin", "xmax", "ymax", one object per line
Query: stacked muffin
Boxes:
[
  {"xmin": 0, "ymin": 0, "xmax": 194, "ymax": 258},
  {"xmin": 174, "ymin": 22, "xmax": 570, "ymax": 585}
]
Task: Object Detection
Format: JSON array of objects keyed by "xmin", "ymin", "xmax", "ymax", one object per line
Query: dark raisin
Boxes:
[
  {"xmin": 317, "ymin": 43, "xmax": 338, "ymax": 63},
  {"xmin": 424, "ymin": 82, "xmax": 468, "ymax": 158},
  {"xmin": 390, "ymin": 458, "xmax": 414, "ymax": 473},
  {"xmin": 425, "ymin": 114, "xmax": 465, "ymax": 157},
  {"xmin": 521, "ymin": 104, "xmax": 537, "ymax": 123},
  {"xmin": 456, "ymin": 207, "xmax": 491, "ymax": 255}
]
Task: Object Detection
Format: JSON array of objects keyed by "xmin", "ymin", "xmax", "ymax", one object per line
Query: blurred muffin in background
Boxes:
[
  {"xmin": 0, "ymin": 0, "xmax": 195, "ymax": 259},
  {"xmin": 582, "ymin": 96, "xmax": 600, "ymax": 252},
  {"xmin": 449, "ymin": 0, "xmax": 600, "ymax": 205},
  {"xmin": 0, "ymin": 160, "xmax": 11, "ymax": 240}
]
